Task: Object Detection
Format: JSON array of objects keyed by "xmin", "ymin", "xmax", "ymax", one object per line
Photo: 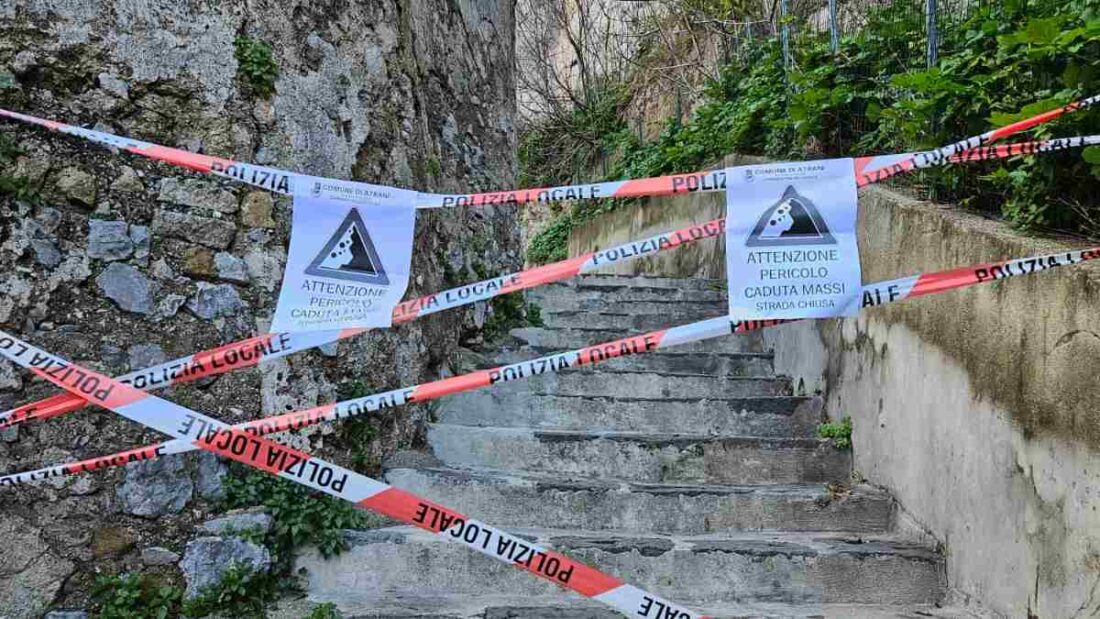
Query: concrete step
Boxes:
[
  {"xmin": 509, "ymin": 327, "xmax": 764, "ymax": 354},
  {"xmin": 331, "ymin": 599, "xmax": 980, "ymax": 618},
  {"xmin": 541, "ymin": 310, "xmax": 729, "ymax": 332},
  {"xmin": 295, "ymin": 528, "xmax": 945, "ymax": 611},
  {"xmin": 436, "ymin": 392, "xmax": 823, "ymax": 436},
  {"xmin": 507, "ymin": 370, "xmax": 790, "ymax": 399},
  {"xmin": 464, "ymin": 347, "xmax": 775, "ymax": 377},
  {"xmin": 385, "ymin": 467, "xmax": 893, "ymax": 534},
  {"xmin": 545, "ymin": 298, "xmax": 730, "ymax": 316},
  {"xmin": 528, "ymin": 285, "xmax": 727, "ymax": 311},
  {"xmin": 570, "ymin": 275, "xmax": 728, "ymax": 292},
  {"xmin": 426, "ymin": 425, "xmax": 851, "ymax": 485}
]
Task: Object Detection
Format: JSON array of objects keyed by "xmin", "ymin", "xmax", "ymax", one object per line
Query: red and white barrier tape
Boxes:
[
  {"xmin": 4, "ymin": 132, "xmax": 1096, "ymax": 431},
  {"xmin": 2, "ymin": 95, "xmax": 1097, "ymax": 208},
  {"xmin": 0, "ymin": 219, "xmax": 726, "ymax": 430},
  {"xmin": 4, "ymin": 245, "xmax": 1097, "ymax": 487},
  {"xmin": 0, "ymin": 331, "xmax": 707, "ymax": 619}
]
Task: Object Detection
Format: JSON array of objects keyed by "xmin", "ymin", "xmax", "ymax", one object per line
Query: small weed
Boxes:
[
  {"xmin": 817, "ymin": 416, "xmax": 853, "ymax": 450},
  {"xmin": 234, "ymin": 37, "xmax": 278, "ymax": 98},
  {"xmin": 181, "ymin": 563, "xmax": 277, "ymax": 619},
  {"xmin": 483, "ymin": 292, "xmax": 542, "ymax": 340},
  {"xmin": 0, "ymin": 133, "xmax": 40, "ymax": 203},
  {"xmin": 426, "ymin": 157, "xmax": 442, "ymax": 178},
  {"xmin": 306, "ymin": 602, "xmax": 344, "ymax": 619},
  {"xmin": 221, "ymin": 466, "xmax": 367, "ymax": 564},
  {"xmin": 526, "ymin": 301, "xmax": 545, "ymax": 327},
  {"xmin": 91, "ymin": 572, "xmax": 182, "ymax": 619}
]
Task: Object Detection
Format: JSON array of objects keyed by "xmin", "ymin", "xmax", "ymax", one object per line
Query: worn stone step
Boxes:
[
  {"xmin": 545, "ymin": 298, "xmax": 730, "ymax": 316},
  {"xmin": 507, "ymin": 370, "xmax": 789, "ymax": 399},
  {"xmin": 528, "ymin": 285, "xmax": 727, "ymax": 311},
  {"xmin": 385, "ymin": 467, "xmax": 892, "ymax": 535},
  {"xmin": 570, "ymin": 274, "xmax": 727, "ymax": 292},
  {"xmin": 426, "ymin": 425, "xmax": 851, "ymax": 485},
  {"xmin": 509, "ymin": 327, "xmax": 764, "ymax": 354},
  {"xmin": 295, "ymin": 528, "xmax": 945, "ymax": 611},
  {"xmin": 467, "ymin": 348, "xmax": 775, "ymax": 377},
  {"xmin": 541, "ymin": 310, "xmax": 729, "ymax": 332},
  {"xmin": 333, "ymin": 599, "xmax": 979, "ymax": 618},
  {"xmin": 437, "ymin": 392, "xmax": 823, "ymax": 436}
]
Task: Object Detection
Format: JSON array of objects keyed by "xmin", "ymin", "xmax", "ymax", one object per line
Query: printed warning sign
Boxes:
[
  {"xmin": 305, "ymin": 210, "xmax": 390, "ymax": 285},
  {"xmin": 271, "ymin": 184, "xmax": 416, "ymax": 332},
  {"xmin": 725, "ymin": 158, "xmax": 861, "ymax": 319}
]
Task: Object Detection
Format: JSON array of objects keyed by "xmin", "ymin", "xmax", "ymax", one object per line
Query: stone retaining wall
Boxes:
[
  {"xmin": 0, "ymin": 1, "xmax": 519, "ymax": 615},
  {"xmin": 567, "ymin": 174, "xmax": 1100, "ymax": 618}
]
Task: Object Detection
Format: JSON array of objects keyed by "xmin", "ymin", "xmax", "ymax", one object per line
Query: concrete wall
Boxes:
[{"xmin": 567, "ymin": 181, "xmax": 1100, "ymax": 618}]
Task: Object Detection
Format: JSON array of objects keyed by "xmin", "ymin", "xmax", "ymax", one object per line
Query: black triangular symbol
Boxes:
[
  {"xmin": 745, "ymin": 185, "xmax": 837, "ymax": 247},
  {"xmin": 305, "ymin": 209, "xmax": 390, "ymax": 285}
]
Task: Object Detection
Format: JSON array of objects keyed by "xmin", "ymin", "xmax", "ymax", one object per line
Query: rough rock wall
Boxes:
[{"xmin": 0, "ymin": 1, "xmax": 519, "ymax": 616}]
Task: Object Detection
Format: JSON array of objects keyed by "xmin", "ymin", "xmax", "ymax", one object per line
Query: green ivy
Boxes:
[
  {"xmin": 817, "ymin": 417, "xmax": 853, "ymax": 450},
  {"xmin": 523, "ymin": 0, "xmax": 1100, "ymax": 264},
  {"xmin": 91, "ymin": 573, "xmax": 182, "ymax": 619},
  {"xmin": 234, "ymin": 37, "xmax": 279, "ymax": 98}
]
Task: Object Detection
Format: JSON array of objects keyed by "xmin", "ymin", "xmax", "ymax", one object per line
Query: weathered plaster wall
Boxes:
[
  {"xmin": 0, "ymin": 1, "xmax": 519, "ymax": 616},
  {"xmin": 568, "ymin": 182, "xmax": 1100, "ymax": 617}
]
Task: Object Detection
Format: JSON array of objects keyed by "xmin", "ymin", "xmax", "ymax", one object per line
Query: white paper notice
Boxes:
[
  {"xmin": 271, "ymin": 181, "xmax": 417, "ymax": 332},
  {"xmin": 725, "ymin": 158, "xmax": 861, "ymax": 319}
]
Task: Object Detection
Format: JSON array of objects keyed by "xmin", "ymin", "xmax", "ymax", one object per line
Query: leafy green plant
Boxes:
[
  {"xmin": 482, "ymin": 292, "xmax": 545, "ymax": 340},
  {"xmin": 221, "ymin": 467, "xmax": 367, "ymax": 565},
  {"xmin": 817, "ymin": 417, "xmax": 853, "ymax": 450},
  {"xmin": 526, "ymin": 301, "xmax": 545, "ymax": 328},
  {"xmin": 181, "ymin": 563, "xmax": 277, "ymax": 619},
  {"xmin": 521, "ymin": 0, "xmax": 1100, "ymax": 263},
  {"xmin": 305, "ymin": 602, "xmax": 344, "ymax": 619},
  {"xmin": 91, "ymin": 572, "xmax": 182, "ymax": 619},
  {"xmin": 234, "ymin": 37, "xmax": 279, "ymax": 98},
  {"xmin": 0, "ymin": 132, "xmax": 40, "ymax": 203}
]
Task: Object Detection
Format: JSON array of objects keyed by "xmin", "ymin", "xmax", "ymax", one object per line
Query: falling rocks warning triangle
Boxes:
[
  {"xmin": 745, "ymin": 185, "xmax": 837, "ymax": 247},
  {"xmin": 305, "ymin": 208, "xmax": 390, "ymax": 285}
]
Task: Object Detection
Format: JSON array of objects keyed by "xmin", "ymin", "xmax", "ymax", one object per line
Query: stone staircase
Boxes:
[{"xmin": 297, "ymin": 275, "xmax": 958, "ymax": 618}]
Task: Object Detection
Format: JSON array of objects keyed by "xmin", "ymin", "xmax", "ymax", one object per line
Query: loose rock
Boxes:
[
  {"xmin": 130, "ymin": 225, "xmax": 150, "ymax": 261},
  {"xmin": 154, "ymin": 293, "xmax": 188, "ymax": 320},
  {"xmin": 188, "ymin": 282, "xmax": 244, "ymax": 319},
  {"xmin": 240, "ymin": 191, "xmax": 276, "ymax": 228},
  {"xmin": 128, "ymin": 343, "xmax": 167, "ymax": 369},
  {"xmin": 158, "ymin": 178, "xmax": 238, "ymax": 214},
  {"xmin": 141, "ymin": 546, "xmax": 181, "ymax": 567},
  {"xmin": 54, "ymin": 167, "xmax": 97, "ymax": 207},
  {"xmin": 200, "ymin": 509, "xmax": 273, "ymax": 536},
  {"xmin": 97, "ymin": 72, "xmax": 129, "ymax": 99},
  {"xmin": 30, "ymin": 239, "xmax": 61, "ymax": 268},
  {"xmin": 194, "ymin": 451, "xmax": 227, "ymax": 501},
  {"xmin": 152, "ymin": 211, "xmax": 236, "ymax": 249},
  {"xmin": 180, "ymin": 537, "xmax": 271, "ymax": 599},
  {"xmin": 11, "ymin": 50, "xmax": 37, "ymax": 75},
  {"xmin": 183, "ymin": 246, "xmax": 217, "ymax": 278},
  {"xmin": 110, "ymin": 166, "xmax": 144, "ymax": 193},
  {"xmin": 116, "ymin": 455, "xmax": 194, "ymax": 517},
  {"xmin": 87, "ymin": 220, "xmax": 133, "ymax": 261},
  {"xmin": 214, "ymin": 251, "xmax": 249, "ymax": 283},
  {"xmin": 96, "ymin": 263, "xmax": 157, "ymax": 314}
]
